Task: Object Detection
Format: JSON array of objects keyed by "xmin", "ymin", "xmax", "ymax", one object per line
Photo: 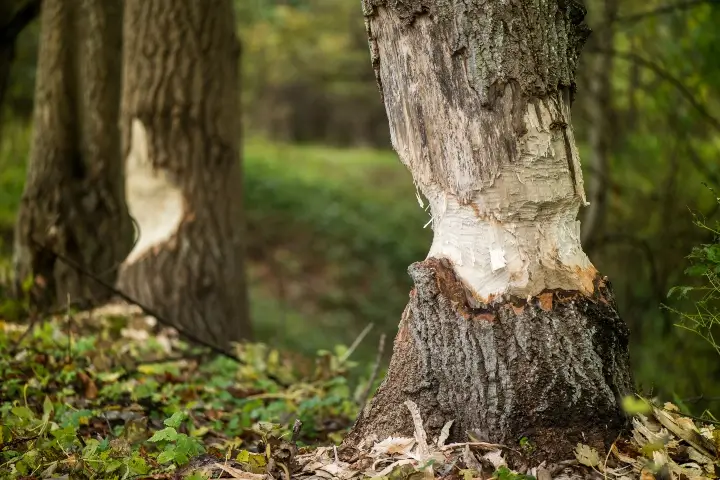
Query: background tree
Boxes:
[
  {"xmin": 12, "ymin": 0, "xmax": 133, "ymax": 309},
  {"xmin": 344, "ymin": 0, "xmax": 633, "ymax": 462},
  {"xmin": 0, "ymin": 1, "xmax": 41, "ymax": 139},
  {"xmin": 117, "ymin": 0, "xmax": 252, "ymax": 349}
]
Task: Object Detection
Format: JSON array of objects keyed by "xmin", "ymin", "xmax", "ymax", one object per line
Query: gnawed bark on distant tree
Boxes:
[
  {"xmin": 343, "ymin": 0, "xmax": 634, "ymax": 464},
  {"xmin": 117, "ymin": 0, "xmax": 252, "ymax": 350},
  {"xmin": 13, "ymin": 0, "xmax": 133, "ymax": 309}
]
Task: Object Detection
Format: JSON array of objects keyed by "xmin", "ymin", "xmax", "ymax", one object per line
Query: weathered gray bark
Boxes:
[
  {"xmin": 117, "ymin": 0, "xmax": 252, "ymax": 350},
  {"xmin": 344, "ymin": 0, "xmax": 634, "ymax": 464},
  {"xmin": 13, "ymin": 0, "xmax": 133, "ymax": 309}
]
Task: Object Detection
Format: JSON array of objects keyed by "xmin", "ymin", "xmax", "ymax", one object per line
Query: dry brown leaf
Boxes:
[
  {"xmin": 404, "ymin": 400, "xmax": 429, "ymax": 460},
  {"xmin": 77, "ymin": 371, "xmax": 98, "ymax": 399},
  {"xmin": 371, "ymin": 437, "xmax": 416, "ymax": 456},
  {"xmin": 437, "ymin": 420, "xmax": 453, "ymax": 448},
  {"xmin": 210, "ymin": 462, "xmax": 265, "ymax": 479},
  {"xmin": 574, "ymin": 443, "xmax": 600, "ymax": 468},
  {"xmin": 482, "ymin": 449, "xmax": 506, "ymax": 469}
]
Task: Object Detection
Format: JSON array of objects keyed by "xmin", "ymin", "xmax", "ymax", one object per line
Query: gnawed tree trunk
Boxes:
[
  {"xmin": 344, "ymin": 0, "xmax": 634, "ymax": 463},
  {"xmin": 117, "ymin": 0, "xmax": 252, "ymax": 350},
  {"xmin": 13, "ymin": 0, "xmax": 133, "ymax": 309}
]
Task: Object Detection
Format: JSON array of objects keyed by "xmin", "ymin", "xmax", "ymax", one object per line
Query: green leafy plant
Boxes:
[
  {"xmin": 0, "ymin": 306, "xmax": 365, "ymax": 478},
  {"xmin": 147, "ymin": 412, "xmax": 205, "ymax": 466},
  {"xmin": 493, "ymin": 466, "xmax": 536, "ymax": 480},
  {"xmin": 667, "ymin": 191, "xmax": 720, "ymax": 355}
]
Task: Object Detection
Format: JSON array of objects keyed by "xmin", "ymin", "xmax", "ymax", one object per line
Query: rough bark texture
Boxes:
[
  {"xmin": 345, "ymin": 259, "xmax": 632, "ymax": 462},
  {"xmin": 117, "ymin": 0, "xmax": 251, "ymax": 350},
  {"xmin": 13, "ymin": 0, "xmax": 133, "ymax": 309},
  {"xmin": 345, "ymin": 0, "xmax": 634, "ymax": 464}
]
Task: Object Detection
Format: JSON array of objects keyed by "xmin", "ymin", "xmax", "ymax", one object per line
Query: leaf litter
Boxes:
[{"xmin": 0, "ymin": 303, "xmax": 718, "ymax": 479}]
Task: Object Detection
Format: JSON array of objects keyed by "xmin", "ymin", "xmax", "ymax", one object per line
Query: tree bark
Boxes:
[
  {"xmin": 13, "ymin": 0, "xmax": 133, "ymax": 309},
  {"xmin": 344, "ymin": 0, "xmax": 634, "ymax": 464},
  {"xmin": 117, "ymin": 0, "xmax": 252, "ymax": 350}
]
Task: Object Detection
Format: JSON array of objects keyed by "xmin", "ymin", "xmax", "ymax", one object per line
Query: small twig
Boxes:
[
  {"xmin": 358, "ymin": 333, "xmax": 386, "ymax": 411},
  {"xmin": 291, "ymin": 419, "xmax": 303, "ymax": 443},
  {"xmin": 9, "ymin": 310, "xmax": 41, "ymax": 355},
  {"xmin": 339, "ymin": 323, "xmax": 374, "ymax": 364},
  {"xmin": 681, "ymin": 395, "xmax": 720, "ymax": 404},
  {"xmin": 603, "ymin": 434, "xmax": 621, "ymax": 480},
  {"xmin": 0, "ymin": 434, "xmax": 39, "ymax": 451}
]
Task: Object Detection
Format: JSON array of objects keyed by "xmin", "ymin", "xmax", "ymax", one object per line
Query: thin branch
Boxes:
[
  {"xmin": 339, "ymin": 322, "xmax": 373, "ymax": 364},
  {"xmin": 358, "ymin": 333, "xmax": 386, "ymax": 411},
  {"xmin": 28, "ymin": 236, "xmax": 289, "ymax": 387},
  {"xmin": 9, "ymin": 310, "xmax": 41, "ymax": 355},
  {"xmin": 616, "ymin": 0, "xmax": 719, "ymax": 23},
  {"xmin": 587, "ymin": 48, "xmax": 720, "ymax": 132}
]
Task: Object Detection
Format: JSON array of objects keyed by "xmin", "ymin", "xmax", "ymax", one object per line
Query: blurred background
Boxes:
[{"xmin": 1, "ymin": 0, "xmax": 719, "ymax": 413}]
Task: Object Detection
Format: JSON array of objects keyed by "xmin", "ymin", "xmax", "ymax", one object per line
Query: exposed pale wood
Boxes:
[
  {"xmin": 346, "ymin": 0, "xmax": 634, "ymax": 464},
  {"xmin": 117, "ymin": 0, "xmax": 251, "ymax": 349}
]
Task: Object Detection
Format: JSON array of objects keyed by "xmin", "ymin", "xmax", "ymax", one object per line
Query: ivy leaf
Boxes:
[
  {"xmin": 157, "ymin": 447, "xmax": 177, "ymax": 464},
  {"xmin": 164, "ymin": 411, "xmax": 187, "ymax": 429},
  {"xmin": 11, "ymin": 406, "xmax": 35, "ymax": 420},
  {"xmin": 148, "ymin": 427, "xmax": 178, "ymax": 443},
  {"xmin": 105, "ymin": 459, "xmax": 123, "ymax": 473}
]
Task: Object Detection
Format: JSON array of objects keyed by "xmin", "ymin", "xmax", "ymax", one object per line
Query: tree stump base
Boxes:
[{"xmin": 343, "ymin": 258, "xmax": 633, "ymax": 464}]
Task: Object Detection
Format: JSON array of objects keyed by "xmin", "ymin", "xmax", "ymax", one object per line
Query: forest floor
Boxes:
[
  {"xmin": 0, "ymin": 122, "xmax": 427, "ymax": 363},
  {"xmin": 1, "ymin": 304, "xmax": 718, "ymax": 479}
]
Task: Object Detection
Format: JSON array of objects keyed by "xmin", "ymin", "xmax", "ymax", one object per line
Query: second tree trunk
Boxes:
[{"xmin": 118, "ymin": 0, "xmax": 251, "ymax": 349}]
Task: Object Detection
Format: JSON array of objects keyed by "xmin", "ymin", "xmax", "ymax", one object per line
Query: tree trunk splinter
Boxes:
[{"xmin": 344, "ymin": 0, "xmax": 634, "ymax": 464}]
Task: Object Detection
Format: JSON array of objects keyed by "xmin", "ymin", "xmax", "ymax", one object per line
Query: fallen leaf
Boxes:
[
  {"xmin": 574, "ymin": 443, "xmax": 600, "ymax": 468},
  {"xmin": 372, "ymin": 436, "xmax": 416, "ymax": 456},
  {"xmin": 77, "ymin": 371, "xmax": 98, "ymax": 399}
]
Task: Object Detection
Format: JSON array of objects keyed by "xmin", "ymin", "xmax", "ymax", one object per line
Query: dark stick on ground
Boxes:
[{"xmin": 28, "ymin": 237, "xmax": 290, "ymax": 387}]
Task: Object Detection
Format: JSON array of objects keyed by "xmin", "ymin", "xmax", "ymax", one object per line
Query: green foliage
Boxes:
[
  {"xmin": 0, "ymin": 309, "xmax": 368, "ymax": 478},
  {"xmin": 667, "ymin": 193, "xmax": 720, "ymax": 355},
  {"xmin": 621, "ymin": 395, "xmax": 653, "ymax": 416},
  {"xmin": 492, "ymin": 466, "xmax": 536, "ymax": 480},
  {"xmin": 236, "ymin": 0, "xmax": 386, "ymax": 147}
]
